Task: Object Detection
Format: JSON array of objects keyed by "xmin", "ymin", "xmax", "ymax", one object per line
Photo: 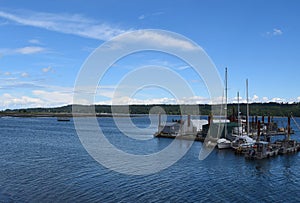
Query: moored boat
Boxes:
[
  {"xmin": 57, "ymin": 117, "xmax": 70, "ymax": 122},
  {"xmin": 231, "ymin": 135, "xmax": 255, "ymax": 150},
  {"xmin": 217, "ymin": 138, "xmax": 231, "ymax": 149},
  {"xmin": 245, "ymin": 141, "xmax": 279, "ymax": 159}
]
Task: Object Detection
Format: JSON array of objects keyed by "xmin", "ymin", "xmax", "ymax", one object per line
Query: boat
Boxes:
[
  {"xmin": 217, "ymin": 138, "xmax": 231, "ymax": 149},
  {"xmin": 155, "ymin": 115, "xmax": 197, "ymax": 137},
  {"xmin": 231, "ymin": 80, "xmax": 256, "ymax": 153},
  {"xmin": 217, "ymin": 68, "xmax": 232, "ymax": 149},
  {"xmin": 245, "ymin": 141, "xmax": 279, "ymax": 159},
  {"xmin": 57, "ymin": 117, "xmax": 70, "ymax": 122},
  {"xmin": 231, "ymin": 135, "xmax": 255, "ymax": 151}
]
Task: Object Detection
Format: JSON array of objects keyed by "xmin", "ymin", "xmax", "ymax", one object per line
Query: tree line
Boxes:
[{"xmin": 2, "ymin": 102, "xmax": 300, "ymax": 117}]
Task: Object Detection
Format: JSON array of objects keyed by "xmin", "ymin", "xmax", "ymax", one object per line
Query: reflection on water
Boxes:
[{"xmin": 0, "ymin": 116, "xmax": 299, "ymax": 202}]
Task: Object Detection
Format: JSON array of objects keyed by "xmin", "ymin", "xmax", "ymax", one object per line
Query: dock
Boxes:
[{"xmin": 154, "ymin": 115, "xmax": 300, "ymax": 160}]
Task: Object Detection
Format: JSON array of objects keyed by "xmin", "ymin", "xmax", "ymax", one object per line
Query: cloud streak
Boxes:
[
  {"xmin": 0, "ymin": 10, "xmax": 128, "ymax": 41},
  {"xmin": 1, "ymin": 89, "xmax": 299, "ymax": 110},
  {"xmin": 42, "ymin": 66, "xmax": 52, "ymax": 73},
  {"xmin": 0, "ymin": 46, "xmax": 46, "ymax": 55},
  {"xmin": 138, "ymin": 11, "xmax": 164, "ymax": 20},
  {"xmin": 265, "ymin": 28, "xmax": 283, "ymax": 37},
  {"xmin": 15, "ymin": 46, "xmax": 45, "ymax": 54}
]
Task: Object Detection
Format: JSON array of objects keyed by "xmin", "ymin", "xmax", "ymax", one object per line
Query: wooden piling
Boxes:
[{"xmin": 257, "ymin": 120, "xmax": 261, "ymax": 142}]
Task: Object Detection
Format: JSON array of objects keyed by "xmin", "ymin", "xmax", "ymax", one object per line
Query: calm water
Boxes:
[{"xmin": 0, "ymin": 116, "xmax": 300, "ymax": 202}]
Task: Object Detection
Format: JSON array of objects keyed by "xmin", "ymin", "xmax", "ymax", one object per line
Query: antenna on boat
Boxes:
[
  {"xmin": 246, "ymin": 79, "xmax": 250, "ymax": 135},
  {"xmin": 225, "ymin": 67, "xmax": 228, "ymax": 138},
  {"xmin": 237, "ymin": 91, "xmax": 241, "ymax": 135},
  {"xmin": 287, "ymin": 115, "xmax": 291, "ymax": 141}
]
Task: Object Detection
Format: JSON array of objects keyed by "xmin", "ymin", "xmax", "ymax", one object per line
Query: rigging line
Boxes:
[{"xmin": 291, "ymin": 115, "xmax": 300, "ymax": 131}]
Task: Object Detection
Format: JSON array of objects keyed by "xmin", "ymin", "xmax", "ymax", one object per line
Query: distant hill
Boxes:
[{"xmin": 1, "ymin": 102, "xmax": 300, "ymax": 117}]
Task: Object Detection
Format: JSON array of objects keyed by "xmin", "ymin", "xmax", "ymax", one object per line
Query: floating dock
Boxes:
[{"xmin": 155, "ymin": 115, "xmax": 300, "ymax": 160}]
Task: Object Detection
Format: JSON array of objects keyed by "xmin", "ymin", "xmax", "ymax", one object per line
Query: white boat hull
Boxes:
[
  {"xmin": 217, "ymin": 142, "xmax": 232, "ymax": 149},
  {"xmin": 217, "ymin": 138, "xmax": 232, "ymax": 149}
]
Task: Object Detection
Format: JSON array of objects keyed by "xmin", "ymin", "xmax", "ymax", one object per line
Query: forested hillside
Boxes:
[{"xmin": 2, "ymin": 102, "xmax": 300, "ymax": 117}]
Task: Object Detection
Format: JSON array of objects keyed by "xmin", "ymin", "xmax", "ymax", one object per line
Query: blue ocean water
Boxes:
[{"xmin": 0, "ymin": 116, "xmax": 300, "ymax": 202}]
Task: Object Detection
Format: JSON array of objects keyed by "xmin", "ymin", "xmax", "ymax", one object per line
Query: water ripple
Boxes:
[{"xmin": 1, "ymin": 117, "xmax": 300, "ymax": 202}]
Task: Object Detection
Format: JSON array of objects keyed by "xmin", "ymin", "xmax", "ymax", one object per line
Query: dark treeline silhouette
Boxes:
[{"xmin": 1, "ymin": 102, "xmax": 300, "ymax": 117}]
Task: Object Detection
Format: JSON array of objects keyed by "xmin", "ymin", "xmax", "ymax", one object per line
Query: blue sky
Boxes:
[{"xmin": 0, "ymin": 0, "xmax": 300, "ymax": 109}]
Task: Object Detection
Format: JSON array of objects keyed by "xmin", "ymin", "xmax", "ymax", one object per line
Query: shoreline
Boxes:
[
  {"xmin": 0, "ymin": 112, "xmax": 297, "ymax": 118},
  {"xmin": 0, "ymin": 113, "xmax": 142, "ymax": 118}
]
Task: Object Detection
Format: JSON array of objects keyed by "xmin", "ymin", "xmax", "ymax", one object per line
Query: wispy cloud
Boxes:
[
  {"xmin": 229, "ymin": 94, "xmax": 290, "ymax": 104},
  {"xmin": 0, "ymin": 85, "xmax": 77, "ymax": 109},
  {"xmin": 15, "ymin": 46, "xmax": 45, "ymax": 54},
  {"xmin": 272, "ymin": 28, "xmax": 283, "ymax": 36},
  {"xmin": 0, "ymin": 93, "xmax": 44, "ymax": 108},
  {"xmin": 138, "ymin": 11, "xmax": 164, "ymax": 20},
  {"xmin": 21, "ymin": 72, "xmax": 29, "ymax": 77},
  {"xmin": 0, "ymin": 10, "xmax": 128, "ymax": 40},
  {"xmin": 42, "ymin": 66, "xmax": 53, "ymax": 73},
  {"xmin": 1, "ymin": 88, "xmax": 299, "ymax": 109},
  {"xmin": 265, "ymin": 28, "xmax": 283, "ymax": 37},
  {"xmin": 177, "ymin": 65, "xmax": 191, "ymax": 70},
  {"xmin": 138, "ymin": 15, "xmax": 145, "ymax": 20},
  {"xmin": 0, "ymin": 79, "xmax": 45, "ymax": 90},
  {"xmin": 0, "ymin": 46, "xmax": 46, "ymax": 55},
  {"xmin": 115, "ymin": 30, "xmax": 198, "ymax": 51},
  {"xmin": 28, "ymin": 39, "xmax": 41, "ymax": 44},
  {"xmin": 32, "ymin": 90, "xmax": 73, "ymax": 105}
]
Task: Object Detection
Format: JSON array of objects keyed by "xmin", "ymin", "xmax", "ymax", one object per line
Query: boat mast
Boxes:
[
  {"xmin": 237, "ymin": 91, "xmax": 240, "ymax": 135},
  {"xmin": 225, "ymin": 67, "xmax": 228, "ymax": 138},
  {"xmin": 246, "ymin": 79, "xmax": 250, "ymax": 135}
]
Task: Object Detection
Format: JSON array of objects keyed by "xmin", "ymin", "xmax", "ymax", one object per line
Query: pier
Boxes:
[{"xmin": 154, "ymin": 114, "xmax": 300, "ymax": 160}]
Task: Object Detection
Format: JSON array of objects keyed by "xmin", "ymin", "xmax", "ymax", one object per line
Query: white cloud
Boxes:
[
  {"xmin": 262, "ymin": 97, "xmax": 269, "ymax": 102},
  {"xmin": 0, "ymin": 89, "xmax": 79, "ymax": 109},
  {"xmin": 271, "ymin": 97, "xmax": 285, "ymax": 103},
  {"xmin": 4, "ymin": 71, "xmax": 11, "ymax": 76},
  {"xmin": 115, "ymin": 30, "xmax": 198, "ymax": 51},
  {"xmin": 0, "ymin": 93, "xmax": 44, "ymax": 108},
  {"xmin": 252, "ymin": 94, "xmax": 259, "ymax": 101},
  {"xmin": 96, "ymin": 94, "xmax": 213, "ymax": 105},
  {"xmin": 28, "ymin": 39, "xmax": 41, "ymax": 44},
  {"xmin": 0, "ymin": 46, "xmax": 46, "ymax": 55},
  {"xmin": 0, "ymin": 10, "xmax": 128, "ymax": 41},
  {"xmin": 226, "ymin": 95, "xmax": 289, "ymax": 104},
  {"xmin": 265, "ymin": 28, "xmax": 283, "ymax": 37},
  {"xmin": 1, "ymin": 89, "xmax": 299, "ymax": 110},
  {"xmin": 15, "ymin": 46, "xmax": 45, "ymax": 54},
  {"xmin": 138, "ymin": 12, "xmax": 164, "ymax": 20},
  {"xmin": 230, "ymin": 96, "xmax": 245, "ymax": 104},
  {"xmin": 32, "ymin": 90, "xmax": 73, "ymax": 105},
  {"xmin": 138, "ymin": 15, "xmax": 145, "ymax": 20},
  {"xmin": 273, "ymin": 28, "xmax": 283, "ymax": 36},
  {"xmin": 177, "ymin": 65, "xmax": 191, "ymax": 70},
  {"xmin": 21, "ymin": 72, "xmax": 29, "ymax": 77},
  {"xmin": 106, "ymin": 96, "xmax": 177, "ymax": 105},
  {"xmin": 42, "ymin": 66, "xmax": 52, "ymax": 73}
]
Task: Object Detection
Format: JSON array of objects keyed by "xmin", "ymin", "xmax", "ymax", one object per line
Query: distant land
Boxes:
[{"xmin": 1, "ymin": 102, "xmax": 300, "ymax": 117}]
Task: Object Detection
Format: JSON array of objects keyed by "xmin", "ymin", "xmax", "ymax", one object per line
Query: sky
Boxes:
[{"xmin": 0, "ymin": 0, "xmax": 300, "ymax": 109}]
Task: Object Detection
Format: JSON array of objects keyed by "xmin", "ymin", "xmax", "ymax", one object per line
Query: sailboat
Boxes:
[
  {"xmin": 231, "ymin": 79, "xmax": 255, "ymax": 151},
  {"xmin": 217, "ymin": 68, "xmax": 231, "ymax": 149}
]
